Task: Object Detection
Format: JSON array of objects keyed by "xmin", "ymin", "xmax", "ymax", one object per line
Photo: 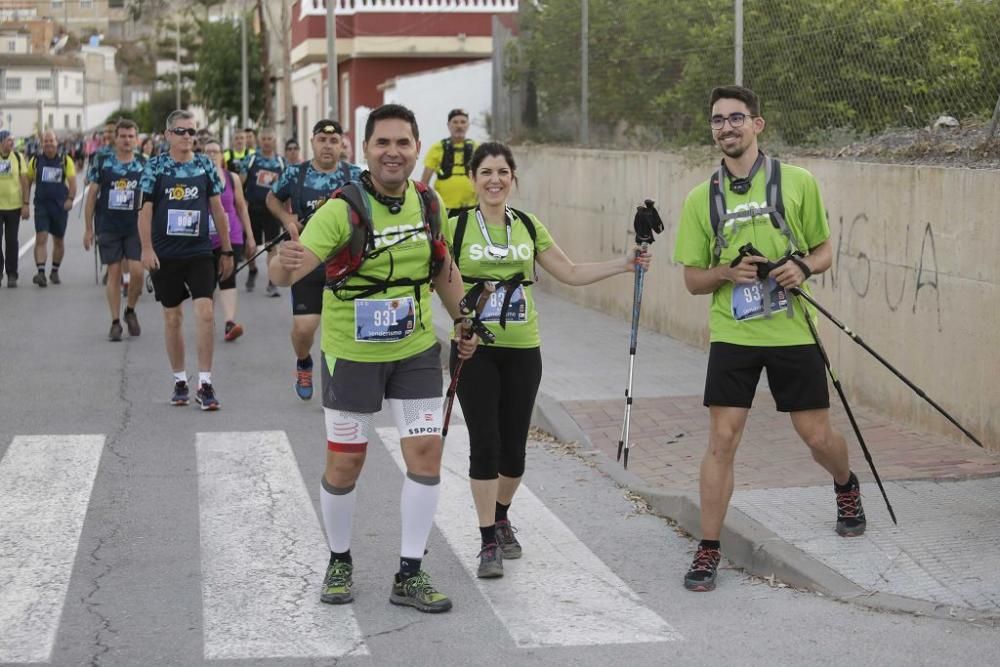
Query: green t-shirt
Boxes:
[
  {"xmin": 443, "ymin": 209, "xmax": 554, "ymax": 348},
  {"xmin": 300, "ymin": 181, "xmax": 445, "ymax": 363},
  {"xmin": 672, "ymin": 162, "xmax": 829, "ymax": 347}
]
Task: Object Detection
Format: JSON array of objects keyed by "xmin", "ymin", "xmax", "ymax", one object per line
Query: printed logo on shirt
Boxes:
[
  {"xmin": 167, "ymin": 185, "xmax": 200, "ymax": 201},
  {"xmin": 373, "ymin": 224, "xmax": 428, "ymax": 249},
  {"xmin": 467, "ymin": 243, "xmax": 533, "ymax": 262}
]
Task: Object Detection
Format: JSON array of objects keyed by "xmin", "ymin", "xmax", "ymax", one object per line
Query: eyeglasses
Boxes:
[
  {"xmin": 170, "ymin": 127, "xmax": 197, "ymax": 137},
  {"xmin": 709, "ymin": 113, "xmax": 756, "ymax": 131}
]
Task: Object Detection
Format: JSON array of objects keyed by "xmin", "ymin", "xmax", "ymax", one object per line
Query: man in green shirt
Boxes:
[
  {"xmin": 672, "ymin": 85, "xmax": 865, "ymax": 593},
  {"xmin": 270, "ymin": 104, "xmax": 479, "ymax": 614}
]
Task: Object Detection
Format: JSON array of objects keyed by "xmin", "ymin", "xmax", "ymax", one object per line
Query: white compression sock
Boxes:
[
  {"xmin": 320, "ymin": 478, "xmax": 357, "ymax": 553},
  {"xmin": 400, "ymin": 472, "xmax": 441, "ymax": 560}
]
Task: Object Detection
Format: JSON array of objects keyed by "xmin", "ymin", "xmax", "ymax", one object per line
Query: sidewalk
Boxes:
[{"xmin": 447, "ymin": 290, "xmax": 1000, "ymax": 623}]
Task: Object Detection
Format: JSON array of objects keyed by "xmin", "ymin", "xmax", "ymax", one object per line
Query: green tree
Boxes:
[{"xmin": 193, "ymin": 13, "xmax": 265, "ymax": 125}]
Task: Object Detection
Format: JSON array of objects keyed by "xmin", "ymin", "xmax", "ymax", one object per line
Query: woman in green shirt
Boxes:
[{"xmin": 445, "ymin": 142, "xmax": 651, "ymax": 579}]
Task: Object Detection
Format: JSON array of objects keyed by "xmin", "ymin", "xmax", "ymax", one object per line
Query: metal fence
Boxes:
[{"xmin": 497, "ymin": 0, "xmax": 1000, "ymax": 157}]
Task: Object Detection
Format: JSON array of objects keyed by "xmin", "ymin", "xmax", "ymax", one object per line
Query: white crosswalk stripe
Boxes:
[
  {"xmin": 0, "ymin": 435, "xmax": 105, "ymax": 664},
  {"xmin": 195, "ymin": 431, "xmax": 368, "ymax": 660},
  {"xmin": 378, "ymin": 425, "xmax": 683, "ymax": 647}
]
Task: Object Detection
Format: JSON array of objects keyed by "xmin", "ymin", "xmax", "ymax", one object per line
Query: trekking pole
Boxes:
[
  {"xmin": 234, "ymin": 228, "xmax": 289, "ymax": 276},
  {"xmin": 617, "ymin": 200, "xmax": 664, "ymax": 469},
  {"xmin": 791, "ymin": 287, "xmax": 983, "ymax": 449},
  {"xmin": 796, "ymin": 293, "xmax": 898, "ymax": 525},
  {"xmin": 442, "ymin": 282, "xmax": 496, "ymax": 444}
]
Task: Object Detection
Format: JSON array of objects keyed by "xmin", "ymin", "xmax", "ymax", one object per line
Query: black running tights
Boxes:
[{"xmin": 450, "ymin": 343, "xmax": 542, "ymax": 480}]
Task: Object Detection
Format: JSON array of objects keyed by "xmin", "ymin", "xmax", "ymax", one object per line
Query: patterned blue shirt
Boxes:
[
  {"xmin": 86, "ymin": 145, "xmax": 114, "ymax": 183},
  {"xmin": 271, "ymin": 161, "xmax": 362, "ymax": 209},
  {"xmin": 139, "ymin": 153, "xmax": 223, "ymax": 205},
  {"xmin": 87, "ymin": 151, "xmax": 145, "ymax": 184}
]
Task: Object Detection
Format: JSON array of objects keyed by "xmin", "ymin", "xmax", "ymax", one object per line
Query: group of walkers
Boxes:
[{"xmin": 0, "ymin": 84, "xmax": 868, "ymax": 611}]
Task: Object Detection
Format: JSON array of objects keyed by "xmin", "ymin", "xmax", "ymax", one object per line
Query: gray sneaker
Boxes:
[
  {"xmin": 320, "ymin": 559, "xmax": 354, "ymax": 604},
  {"xmin": 32, "ymin": 272, "xmax": 47, "ymax": 287},
  {"xmin": 108, "ymin": 321, "xmax": 123, "ymax": 342},
  {"xmin": 123, "ymin": 309, "xmax": 141, "ymax": 337},
  {"xmin": 49, "ymin": 270, "xmax": 60, "ymax": 285},
  {"xmin": 477, "ymin": 542, "xmax": 503, "ymax": 578},
  {"xmin": 495, "ymin": 519, "xmax": 522, "ymax": 559},
  {"xmin": 389, "ymin": 570, "xmax": 452, "ymax": 613}
]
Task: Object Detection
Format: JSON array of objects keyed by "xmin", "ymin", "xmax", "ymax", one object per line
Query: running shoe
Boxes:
[
  {"xmin": 476, "ymin": 543, "xmax": 503, "ymax": 579},
  {"xmin": 171, "ymin": 380, "xmax": 190, "ymax": 406},
  {"xmin": 108, "ymin": 321, "xmax": 123, "ymax": 342},
  {"xmin": 224, "ymin": 321, "xmax": 244, "ymax": 342},
  {"xmin": 835, "ymin": 473, "xmax": 867, "ymax": 537},
  {"xmin": 495, "ymin": 519, "xmax": 522, "ymax": 559},
  {"xmin": 266, "ymin": 281, "xmax": 281, "ymax": 298},
  {"xmin": 389, "ymin": 571, "xmax": 452, "ymax": 613},
  {"xmin": 245, "ymin": 268, "xmax": 257, "ymax": 292},
  {"xmin": 295, "ymin": 366, "xmax": 313, "ymax": 401},
  {"xmin": 6, "ymin": 276, "xmax": 16, "ymax": 288},
  {"xmin": 195, "ymin": 383, "xmax": 220, "ymax": 411},
  {"xmin": 49, "ymin": 270, "xmax": 61, "ymax": 285},
  {"xmin": 32, "ymin": 272, "xmax": 47, "ymax": 287},
  {"xmin": 320, "ymin": 560, "xmax": 354, "ymax": 604},
  {"xmin": 684, "ymin": 544, "xmax": 721, "ymax": 592},
  {"xmin": 123, "ymin": 310, "xmax": 141, "ymax": 337}
]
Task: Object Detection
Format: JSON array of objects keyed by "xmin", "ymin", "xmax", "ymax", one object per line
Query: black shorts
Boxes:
[
  {"xmin": 97, "ymin": 228, "xmax": 141, "ymax": 265},
  {"xmin": 213, "ymin": 244, "xmax": 244, "ymax": 290},
  {"xmin": 248, "ymin": 203, "xmax": 282, "ymax": 245},
  {"xmin": 151, "ymin": 255, "xmax": 217, "ymax": 308},
  {"xmin": 321, "ymin": 342, "xmax": 442, "ymax": 413},
  {"xmin": 704, "ymin": 342, "xmax": 830, "ymax": 412},
  {"xmin": 291, "ymin": 266, "xmax": 325, "ymax": 316},
  {"xmin": 34, "ymin": 204, "xmax": 68, "ymax": 238}
]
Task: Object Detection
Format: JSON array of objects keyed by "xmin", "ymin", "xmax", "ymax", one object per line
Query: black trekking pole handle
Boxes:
[
  {"xmin": 442, "ymin": 283, "xmax": 496, "ymax": 441},
  {"xmin": 792, "ymin": 287, "xmax": 984, "ymax": 448},
  {"xmin": 797, "ymin": 294, "xmax": 898, "ymax": 524}
]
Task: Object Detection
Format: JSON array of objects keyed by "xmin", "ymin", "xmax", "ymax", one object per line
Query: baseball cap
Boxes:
[
  {"xmin": 447, "ymin": 108, "xmax": 469, "ymax": 121},
  {"xmin": 312, "ymin": 120, "xmax": 343, "ymax": 136},
  {"xmin": 0, "ymin": 130, "xmax": 10, "ymax": 142}
]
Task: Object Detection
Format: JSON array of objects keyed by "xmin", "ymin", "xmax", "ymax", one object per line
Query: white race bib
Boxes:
[
  {"xmin": 108, "ymin": 187, "xmax": 135, "ymax": 211},
  {"xmin": 731, "ymin": 278, "xmax": 788, "ymax": 321},
  {"xmin": 354, "ymin": 297, "xmax": 416, "ymax": 342},
  {"xmin": 166, "ymin": 209, "xmax": 201, "ymax": 237},
  {"xmin": 41, "ymin": 166, "xmax": 63, "ymax": 183},
  {"xmin": 480, "ymin": 285, "xmax": 527, "ymax": 324}
]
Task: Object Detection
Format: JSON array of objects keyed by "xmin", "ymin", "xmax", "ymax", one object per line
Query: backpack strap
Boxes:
[
  {"xmin": 452, "ymin": 208, "xmax": 470, "ymax": 270},
  {"xmin": 293, "ymin": 163, "xmax": 310, "ymax": 219},
  {"xmin": 338, "ymin": 160, "xmax": 352, "ymax": 186},
  {"xmin": 437, "ymin": 138, "xmax": 454, "ymax": 180}
]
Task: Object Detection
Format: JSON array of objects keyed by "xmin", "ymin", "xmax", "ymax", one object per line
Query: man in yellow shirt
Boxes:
[
  {"xmin": 0, "ymin": 130, "xmax": 31, "ymax": 287},
  {"xmin": 26, "ymin": 130, "xmax": 77, "ymax": 286},
  {"xmin": 420, "ymin": 109, "xmax": 478, "ymax": 216}
]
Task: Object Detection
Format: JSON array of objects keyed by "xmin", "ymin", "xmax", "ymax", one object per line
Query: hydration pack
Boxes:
[{"xmin": 436, "ymin": 138, "xmax": 474, "ymax": 181}]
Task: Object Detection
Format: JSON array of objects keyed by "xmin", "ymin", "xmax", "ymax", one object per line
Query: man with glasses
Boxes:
[
  {"xmin": 420, "ymin": 108, "xmax": 478, "ymax": 217},
  {"xmin": 672, "ymin": 85, "xmax": 864, "ymax": 593},
  {"xmin": 284, "ymin": 139, "xmax": 301, "ymax": 165},
  {"xmin": 138, "ymin": 110, "xmax": 235, "ymax": 411},
  {"xmin": 267, "ymin": 119, "xmax": 361, "ymax": 401}
]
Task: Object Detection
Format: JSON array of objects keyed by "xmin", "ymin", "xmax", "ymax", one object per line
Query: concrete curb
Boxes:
[{"xmin": 531, "ymin": 391, "xmax": 1000, "ymax": 626}]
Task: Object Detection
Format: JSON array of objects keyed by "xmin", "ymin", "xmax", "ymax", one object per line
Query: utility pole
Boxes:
[
  {"xmin": 580, "ymin": 0, "xmax": 589, "ymax": 145},
  {"xmin": 241, "ymin": 1, "xmax": 249, "ymax": 128},
  {"xmin": 175, "ymin": 14, "xmax": 181, "ymax": 109},
  {"xmin": 734, "ymin": 0, "xmax": 744, "ymax": 85},
  {"xmin": 326, "ymin": 0, "xmax": 338, "ymax": 120}
]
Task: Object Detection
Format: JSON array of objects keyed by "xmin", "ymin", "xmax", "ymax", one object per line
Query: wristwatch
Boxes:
[{"xmin": 220, "ymin": 250, "xmax": 234, "ymax": 257}]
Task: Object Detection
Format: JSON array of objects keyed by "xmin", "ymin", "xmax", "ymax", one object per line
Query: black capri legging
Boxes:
[
  {"xmin": 213, "ymin": 244, "xmax": 244, "ymax": 290},
  {"xmin": 450, "ymin": 343, "xmax": 543, "ymax": 480}
]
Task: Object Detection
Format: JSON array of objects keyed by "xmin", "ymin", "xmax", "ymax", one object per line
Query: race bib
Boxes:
[
  {"xmin": 255, "ymin": 170, "xmax": 278, "ymax": 187},
  {"xmin": 480, "ymin": 285, "xmax": 527, "ymax": 324},
  {"xmin": 732, "ymin": 278, "xmax": 788, "ymax": 321},
  {"xmin": 166, "ymin": 209, "xmax": 201, "ymax": 237},
  {"xmin": 0, "ymin": 160, "xmax": 11, "ymax": 175},
  {"xmin": 208, "ymin": 214, "xmax": 217, "ymax": 236},
  {"xmin": 108, "ymin": 187, "xmax": 134, "ymax": 211},
  {"xmin": 354, "ymin": 297, "xmax": 416, "ymax": 342},
  {"xmin": 41, "ymin": 166, "xmax": 63, "ymax": 183}
]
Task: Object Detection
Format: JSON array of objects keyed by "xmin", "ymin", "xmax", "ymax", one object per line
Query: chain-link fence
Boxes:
[{"xmin": 497, "ymin": 0, "xmax": 1000, "ymax": 161}]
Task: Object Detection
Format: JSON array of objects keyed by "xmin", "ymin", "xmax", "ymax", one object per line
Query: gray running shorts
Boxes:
[{"xmin": 321, "ymin": 342, "xmax": 443, "ymax": 413}]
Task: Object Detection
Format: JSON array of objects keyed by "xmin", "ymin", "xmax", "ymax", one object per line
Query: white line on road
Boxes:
[
  {"xmin": 378, "ymin": 425, "xmax": 682, "ymax": 648},
  {"xmin": 18, "ymin": 190, "xmax": 85, "ymax": 258},
  {"xmin": 0, "ymin": 434, "xmax": 105, "ymax": 664},
  {"xmin": 196, "ymin": 431, "xmax": 368, "ymax": 660}
]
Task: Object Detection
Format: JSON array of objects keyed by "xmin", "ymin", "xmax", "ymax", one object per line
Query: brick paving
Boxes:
[{"xmin": 566, "ymin": 393, "xmax": 1000, "ymax": 492}]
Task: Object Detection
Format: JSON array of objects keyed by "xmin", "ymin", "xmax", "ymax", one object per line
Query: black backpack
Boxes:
[{"xmin": 436, "ymin": 139, "xmax": 474, "ymax": 181}]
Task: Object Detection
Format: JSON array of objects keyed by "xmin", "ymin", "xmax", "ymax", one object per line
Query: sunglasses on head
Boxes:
[{"xmin": 170, "ymin": 127, "xmax": 197, "ymax": 137}]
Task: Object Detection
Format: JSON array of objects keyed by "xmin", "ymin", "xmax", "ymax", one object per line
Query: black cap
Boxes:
[
  {"xmin": 447, "ymin": 108, "xmax": 469, "ymax": 121},
  {"xmin": 285, "ymin": 138, "xmax": 300, "ymax": 150},
  {"xmin": 312, "ymin": 119, "xmax": 343, "ymax": 136}
]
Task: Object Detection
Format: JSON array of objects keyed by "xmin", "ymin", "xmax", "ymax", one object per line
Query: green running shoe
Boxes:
[
  {"xmin": 389, "ymin": 570, "xmax": 452, "ymax": 613},
  {"xmin": 320, "ymin": 560, "xmax": 354, "ymax": 604}
]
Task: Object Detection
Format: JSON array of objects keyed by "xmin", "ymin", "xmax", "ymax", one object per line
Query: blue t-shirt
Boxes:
[
  {"xmin": 140, "ymin": 153, "xmax": 224, "ymax": 259},
  {"xmin": 270, "ymin": 161, "xmax": 361, "ymax": 220},
  {"xmin": 91, "ymin": 153, "xmax": 146, "ymax": 234},
  {"xmin": 241, "ymin": 153, "xmax": 286, "ymax": 206}
]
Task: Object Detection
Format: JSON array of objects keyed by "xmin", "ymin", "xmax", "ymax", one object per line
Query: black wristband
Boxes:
[
  {"xmin": 220, "ymin": 250, "xmax": 234, "ymax": 257},
  {"xmin": 453, "ymin": 317, "xmax": 466, "ymax": 325},
  {"xmin": 790, "ymin": 256, "xmax": 812, "ymax": 279}
]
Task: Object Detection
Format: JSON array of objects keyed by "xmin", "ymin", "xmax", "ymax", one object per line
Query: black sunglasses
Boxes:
[{"xmin": 170, "ymin": 127, "xmax": 197, "ymax": 137}]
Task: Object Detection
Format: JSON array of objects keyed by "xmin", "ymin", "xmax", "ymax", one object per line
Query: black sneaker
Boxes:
[
  {"xmin": 32, "ymin": 272, "xmax": 47, "ymax": 287},
  {"xmin": 123, "ymin": 309, "xmax": 141, "ymax": 337},
  {"xmin": 389, "ymin": 571, "xmax": 452, "ymax": 613},
  {"xmin": 6, "ymin": 275, "xmax": 16, "ymax": 288},
  {"xmin": 171, "ymin": 381, "xmax": 190, "ymax": 406},
  {"xmin": 246, "ymin": 269, "xmax": 257, "ymax": 292},
  {"xmin": 835, "ymin": 473, "xmax": 867, "ymax": 537},
  {"xmin": 108, "ymin": 321, "xmax": 123, "ymax": 342},
  {"xmin": 320, "ymin": 559, "xmax": 354, "ymax": 604},
  {"xmin": 477, "ymin": 543, "xmax": 503, "ymax": 578},
  {"xmin": 49, "ymin": 270, "xmax": 61, "ymax": 285},
  {"xmin": 196, "ymin": 383, "xmax": 220, "ymax": 411},
  {"xmin": 684, "ymin": 544, "xmax": 721, "ymax": 592},
  {"xmin": 495, "ymin": 519, "xmax": 522, "ymax": 559}
]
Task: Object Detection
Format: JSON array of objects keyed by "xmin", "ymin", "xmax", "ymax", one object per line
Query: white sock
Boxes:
[
  {"xmin": 320, "ymin": 479, "xmax": 356, "ymax": 553},
  {"xmin": 173, "ymin": 371, "xmax": 186, "ymax": 383},
  {"xmin": 400, "ymin": 473, "xmax": 441, "ymax": 560},
  {"xmin": 199, "ymin": 371, "xmax": 212, "ymax": 386}
]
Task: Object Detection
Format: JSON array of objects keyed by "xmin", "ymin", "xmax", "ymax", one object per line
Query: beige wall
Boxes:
[{"xmin": 511, "ymin": 146, "xmax": 999, "ymax": 453}]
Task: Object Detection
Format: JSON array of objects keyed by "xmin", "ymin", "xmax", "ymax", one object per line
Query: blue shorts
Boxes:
[{"xmin": 34, "ymin": 203, "xmax": 69, "ymax": 238}]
